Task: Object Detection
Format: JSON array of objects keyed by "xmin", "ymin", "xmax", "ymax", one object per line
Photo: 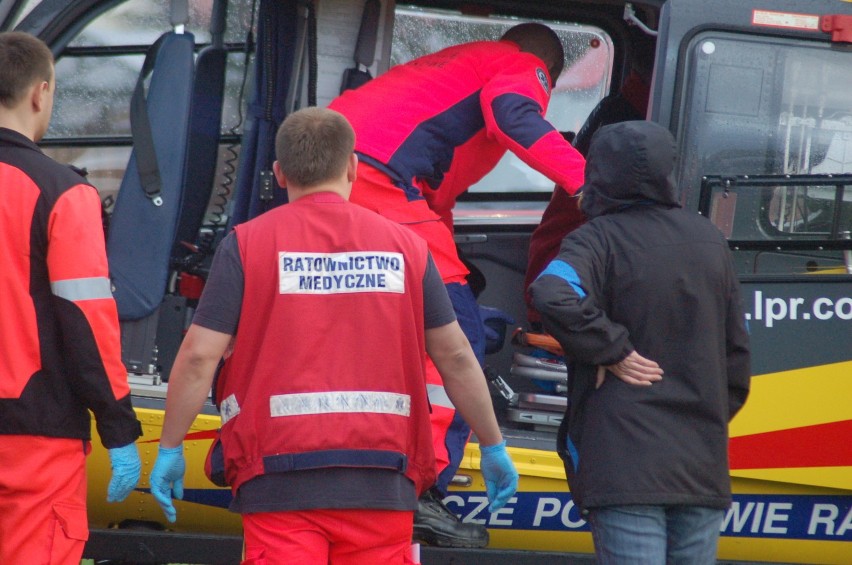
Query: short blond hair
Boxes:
[
  {"xmin": 275, "ymin": 107, "xmax": 355, "ymax": 187},
  {"xmin": 0, "ymin": 32, "xmax": 53, "ymax": 108}
]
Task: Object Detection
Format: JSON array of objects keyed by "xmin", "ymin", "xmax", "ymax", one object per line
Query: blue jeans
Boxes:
[{"xmin": 588, "ymin": 505, "xmax": 724, "ymax": 565}]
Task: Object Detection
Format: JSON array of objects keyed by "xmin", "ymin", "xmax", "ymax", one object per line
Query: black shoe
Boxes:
[{"xmin": 413, "ymin": 488, "xmax": 489, "ymax": 548}]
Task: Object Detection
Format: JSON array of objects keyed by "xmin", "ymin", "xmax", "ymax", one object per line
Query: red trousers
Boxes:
[
  {"xmin": 350, "ymin": 162, "xmax": 469, "ymax": 285},
  {"xmin": 241, "ymin": 508, "xmax": 415, "ymax": 565},
  {"xmin": 0, "ymin": 435, "xmax": 89, "ymax": 565}
]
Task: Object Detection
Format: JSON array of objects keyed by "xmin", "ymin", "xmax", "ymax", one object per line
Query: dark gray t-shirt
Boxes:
[{"xmin": 192, "ymin": 232, "xmax": 456, "ymax": 513}]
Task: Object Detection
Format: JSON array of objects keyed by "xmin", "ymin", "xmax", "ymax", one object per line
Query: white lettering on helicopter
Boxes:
[
  {"xmin": 745, "ymin": 290, "xmax": 852, "ymax": 328},
  {"xmin": 441, "ymin": 493, "xmax": 852, "ymax": 540},
  {"xmin": 807, "ymin": 504, "xmax": 852, "ymax": 537},
  {"xmin": 722, "ymin": 501, "xmax": 793, "ymax": 534}
]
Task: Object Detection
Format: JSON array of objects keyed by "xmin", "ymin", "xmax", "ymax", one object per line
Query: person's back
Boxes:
[
  {"xmin": 585, "ymin": 203, "xmax": 736, "ymax": 381},
  {"xmin": 531, "ymin": 120, "xmax": 750, "ymax": 564},
  {"xmin": 0, "ymin": 35, "xmax": 132, "ymax": 442},
  {"xmin": 219, "ymin": 193, "xmax": 437, "ymax": 498},
  {"xmin": 327, "ymin": 24, "xmax": 582, "ymax": 547},
  {"xmin": 331, "ymin": 40, "xmax": 556, "ymax": 197},
  {"xmin": 567, "ymin": 195, "xmax": 745, "ymax": 507},
  {"xmin": 149, "ymin": 107, "xmax": 517, "ymax": 564},
  {"xmin": 0, "ymin": 31, "xmax": 141, "ymax": 565},
  {"xmin": 329, "ymin": 22, "xmax": 585, "ymax": 225}
]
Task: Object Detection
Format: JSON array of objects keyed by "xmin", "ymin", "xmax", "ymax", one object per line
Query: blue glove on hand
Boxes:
[
  {"xmin": 149, "ymin": 445, "xmax": 186, "ymax": 523},
  {"xmin": 107, "ymin": 443, "xmax": 141, "ymax": 502},
  {"xmin": 479, "ymin": 441, "xmax": 519, "ymax": 512},
  {"xmin": 479, "ymin": 305, "xmax": 515, "ymax": 354}
]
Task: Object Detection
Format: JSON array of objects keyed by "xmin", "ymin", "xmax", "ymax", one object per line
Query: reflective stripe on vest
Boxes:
[{"xmin": 269, "ymin": 391, "xmax": 411, "ymax": 418}]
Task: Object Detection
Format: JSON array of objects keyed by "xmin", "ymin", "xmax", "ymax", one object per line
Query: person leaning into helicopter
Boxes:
[
  {"xmin": 148, "ymin": 107, "xmax": 518, "ymax": 564},
  {"xmin": 0, "ymin": 31, "xmax": 142, "ymax": 564},
  {"xmin": 328, "ymin": 21, "xmax": 586, "ymax": 546}
]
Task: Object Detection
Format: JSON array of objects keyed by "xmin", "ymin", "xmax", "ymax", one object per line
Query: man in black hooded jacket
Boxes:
[{"xmin": 529, "ymin": 120, "xmax": 751, "ymax": 564}]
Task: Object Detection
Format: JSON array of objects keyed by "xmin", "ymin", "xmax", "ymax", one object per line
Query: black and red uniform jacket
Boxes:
[{"xmin": 0, "ymin": 127, "xmax": 141, "ymax": 448}]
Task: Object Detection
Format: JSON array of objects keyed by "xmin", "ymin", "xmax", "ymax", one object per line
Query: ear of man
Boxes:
[
  {"xmin": 31, "ymin": 79, "xmax": 49, "ymax": 112},
  {"xmin": 346, "ymin": 153, "xmax": 358, "ymax": 183}
]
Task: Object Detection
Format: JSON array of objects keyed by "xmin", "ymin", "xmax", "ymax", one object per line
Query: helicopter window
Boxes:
[
  {"xmin": 703, "ymin": 178, "xmax": 851, "ymax": 239},
  {"xmin": 679, "ymin": 32, "xmax": 852, "ymax": 274},
  {"xmin": 45, "ymin": 0, "xmax": 255, "ymax": 140},
  {"xmin": 36, "ymin": 0, "xmax": 257, "ymax": 225},
  {"xmin": 67, "ymin": 0, "xmax": 256, "ymax": 47},
  {"xmin": 700, "ymin": 175, "xmax": 852, "ymax": 275},
  {"xmin": 678, "ymin": 32, "xmax": 852, "ymax": 206},
  {"xmin": 766, "ymin": 183, "xmax": 851, "ymax": 237}
]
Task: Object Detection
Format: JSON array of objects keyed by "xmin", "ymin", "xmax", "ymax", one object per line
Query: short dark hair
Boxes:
[
  {"xmin": 0, "ymin": 32, "xmax": 53, "ymax": 108},
  {"xmin": 501, "ymin": 23, "xmax": 564, "ymax": 85},
  {"xmin": 275, "ymin": 107, "xmax": 355, "ymax": 187}
]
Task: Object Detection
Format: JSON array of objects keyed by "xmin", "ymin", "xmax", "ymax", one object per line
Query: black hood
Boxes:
[{"xmin": 579, "ymin": 120, "xmax": 680, "ymax": 218}]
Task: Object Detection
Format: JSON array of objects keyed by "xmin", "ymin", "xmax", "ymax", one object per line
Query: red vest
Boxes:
[{"xmin": 217, "ymin": 193, "xmax": 436, "ymax": 495}]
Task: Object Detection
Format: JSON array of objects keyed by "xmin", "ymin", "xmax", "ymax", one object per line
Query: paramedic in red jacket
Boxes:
[
  {"xmin": 328, "ymin": 22, "xmax": 585, "ymax": 544},
  {"xmin": 148, "ymin": 108, "xmax": 518, "ymax": 564},
  {"xmin": 0, "ymin": 32, "xmax": 143, "ymax": 564}
]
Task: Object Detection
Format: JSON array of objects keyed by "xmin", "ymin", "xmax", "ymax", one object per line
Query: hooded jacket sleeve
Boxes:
[
  {"xmin": 529, "ymin": 227, "xmax": 633, "ymax": 365},
  {"xmin": 479, "ymin": 52, "xmax": 585, "ymax": 194},
  {"xmin": 524, "ymin": 187, "xmax": 587, "ymax": 324}
]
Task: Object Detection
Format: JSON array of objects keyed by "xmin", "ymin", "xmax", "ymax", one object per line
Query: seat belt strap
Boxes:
[
  {"xmin": 130, "ymin": 34, "xmax": 169, "ymax": 206},
  {"xmin": 354, "ymin": 0, "xmax": 380, "ymax": 69},
  {"xmin": 170, "ymin": 0, "xmax": 189, "ymax": 30},
  {"xmin": 340, "ymin": 0, "xmax": 380, "ymax": 93}
]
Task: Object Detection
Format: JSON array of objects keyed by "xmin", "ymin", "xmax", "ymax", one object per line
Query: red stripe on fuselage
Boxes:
[
  {"xmin": 729, "ymin": 419, "xmax": 852, "ymax": 469},
  {"xmin": 141, "ymin": 429, "xmax": 219, "ymax": 443}
]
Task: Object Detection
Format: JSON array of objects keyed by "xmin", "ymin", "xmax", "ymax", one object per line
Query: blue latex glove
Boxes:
[
  {"xmin": 107, "ymin": 443, "xmax": 141, "ymax": 502},
  {"xmin": 149, "ymin": 445, "xmax": 186, "ymax": 523},
  {"xmin": 479, "ymin": 305, "xmax": 515, "ymax": 354},
  {"xmin": 479, "ymin": 441, "xmax": 519, "ymax": 512}
]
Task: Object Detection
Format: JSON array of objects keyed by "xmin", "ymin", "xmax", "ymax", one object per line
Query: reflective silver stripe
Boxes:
[
  {"xmin": 270, "ymin": 391, "xmax": 410, "ymax": 418},
  {"xmin": 50, "ymin": 277, "xmax": 112, "ymax": 301},
  {"xmin": 427, "ymin": 383, "xmax": 454, "ymax": 409}
]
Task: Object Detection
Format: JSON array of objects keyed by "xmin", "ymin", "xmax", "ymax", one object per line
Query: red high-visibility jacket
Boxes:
[
  {"xmin": 329, "ymin": 39, "xmax": 585, "ymax": 224},
  {"xmin": 0, "ymin": 127, "xmax": 141, "ymax": 447}
]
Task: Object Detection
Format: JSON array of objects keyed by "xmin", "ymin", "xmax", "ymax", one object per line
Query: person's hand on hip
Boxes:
[{"xmin": 597, "ymin": 350, "xmax": 663, "ymax": 389}]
